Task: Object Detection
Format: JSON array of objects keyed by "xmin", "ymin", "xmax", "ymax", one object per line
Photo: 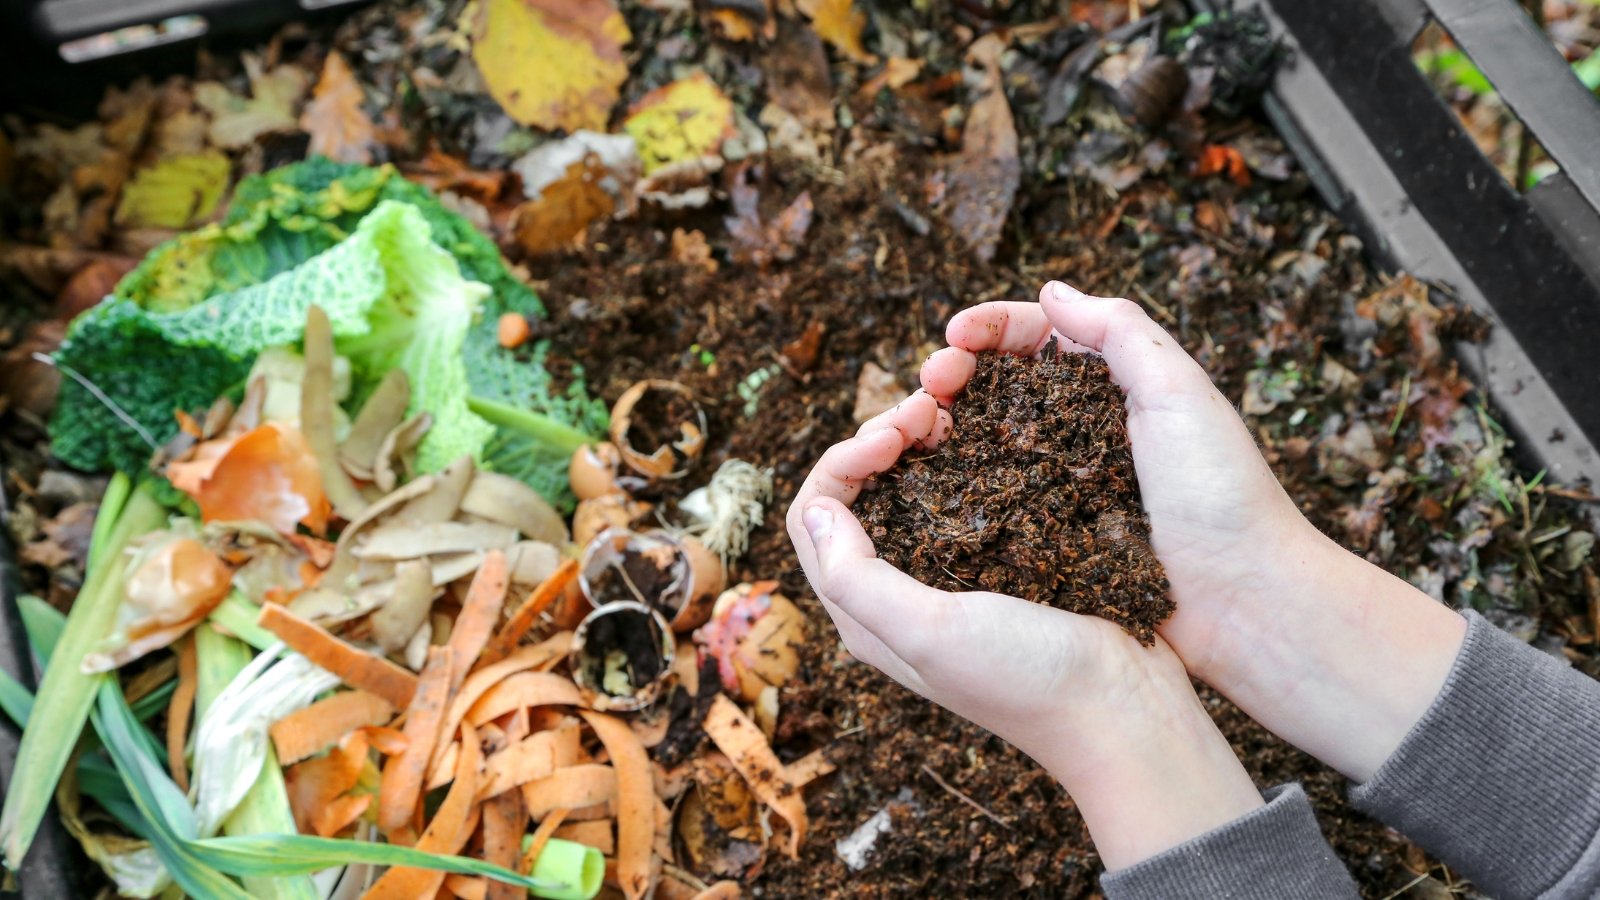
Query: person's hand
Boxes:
[
  {"xmin": 921, "ymin": 281, "xmax": 1467, "ymax": 782},
  {"xmin": 785, "ymin": 392, "xmax": 1264, "ymax": 869}
]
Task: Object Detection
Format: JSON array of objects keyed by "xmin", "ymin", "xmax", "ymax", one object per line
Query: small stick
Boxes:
[{"xmin": 919, "ymin": 764, "xmax": 1011, "ymax": 829}]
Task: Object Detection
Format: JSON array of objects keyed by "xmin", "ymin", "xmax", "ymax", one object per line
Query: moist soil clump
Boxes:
[{"xmin": 857, "ymin": 342, "xmax": 1173, "ymax": 643}]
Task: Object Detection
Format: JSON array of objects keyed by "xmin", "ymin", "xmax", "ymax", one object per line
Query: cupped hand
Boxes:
[
  {"xmin": 784, "ymin": 391, "xmax": 1264, "ymax": 867},
  {"xmin": 921, "ymin": 281, "xmax": 1317, "ymax": 685}
]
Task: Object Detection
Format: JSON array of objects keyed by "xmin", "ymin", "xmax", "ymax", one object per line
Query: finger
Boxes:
[
  {"xmin": 946, "ymin": 302, "xmax": 1056, "ymax": 355},
  {"xmin": 800, "ymin": 497, "xmax": 952, "ymax": 666},
  {"xmin": 924, "ymin": 408, "xmax": 954, "ymax": 450},
  {"xmin": 1038, "ymin": 281, "xmax": 1217, "ymax": 403},
  {"xmin": 786, "ymin": 427, "xmax": 907, "ymax": 575},
  {"xmin": 919, "ymin": 347, "xmax": 976, "ymax": 405},
  {"xmin": 854, "ymin": 390, "xmax": 940, "ymax": 443}
]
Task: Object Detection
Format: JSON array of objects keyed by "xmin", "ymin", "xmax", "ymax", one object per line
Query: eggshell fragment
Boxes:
[
  {"xmin": 569, "ymin": 443, "xmax": 624, "ymax": 501},
  {"xmin": 573, "ymin": 495, "xmax": 651, "ymax": 547},
  {"xmin": 609, "ymin": 380, "xmax": 707, "ymax": 480},
  {"xmin": 569, "ymin": 601, "xmax": 675, "ymax": 712}
]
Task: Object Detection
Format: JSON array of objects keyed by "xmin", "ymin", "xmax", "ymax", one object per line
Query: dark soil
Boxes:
[
  {"xmin": 856, "ymin": 343, "xmax": 1173, "ymax": 643},
  {"xmin": 575, "ymin": 604, "xmax": 669, "ymax": 700},
  {"xmin": 585, "ymin": 536, "xmax": 687, "ymax": 614},
  {"xmin": 621, "ymin": 384, "xmax": 703, "ymax": 472}
]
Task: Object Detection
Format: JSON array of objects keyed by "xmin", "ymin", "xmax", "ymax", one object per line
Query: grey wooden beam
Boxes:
[{"xmin": 1425, "ymin": 0, "xmax": 1600, "ymax": 214}]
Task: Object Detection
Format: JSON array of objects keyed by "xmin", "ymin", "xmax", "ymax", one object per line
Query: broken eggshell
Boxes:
[
  {"xmin": 569, "ymin": 600, "xmax": 676, "ymax": 712},
  {"xmin": 693, "ymin": 581, "xmax": 804, "ymax": 702},
  {"xmin": 572, "ymin": 493, "xmax": 653, "ymax": 548},
  {"xmin": 609, "ymin": 380, "xmax": 707, "ymax": 480},
  {"xmin": 579, "ymin": 528, "xmax": 723, "ymax": 632},
  {"xmin": 569, "ymin": 442, "xmax": 625, "ymax": 501}
]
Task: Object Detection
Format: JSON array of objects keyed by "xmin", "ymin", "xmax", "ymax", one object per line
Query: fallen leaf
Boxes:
[
  {"xmin": 725, "ymin": 164, "xmax": 813, "ymax": 269},
  {"xmin": 671, "ymin": 229, "xmax": 718, "ymax": 273},
  {"xmin": 943, "ymin": 35, "xmax": 1020, "ymax": 262},
  {"xmin": 625, "ymin": 74, "xmax": 737, "ymax": 174},
  {"xmin": 0, "ymin": 320, "xmax": 65, "ymax": 419},
  {"xmin": 470, "ymin": 0, "xmax": 632, "ymax": 133},
  {"xmin": 114, "ymin": 151, "xmax": 231, "ymax": 229},
  {"xmin": 194, "ymin": 54, "xmax": 309, "ymax": 149},
  {"xmin": 799, "ymin": 0, "xmax": 875, "ymax": 64},
  {"xmin": 852, "ymin": 362, "xmax": 900, "ymax": 423},
  {"xmin": 56, "ymin": 257, "xmax": 138, "ymax": 320},
  {"xmin": 20, "ymin": 501, "xmax": 96, "ymax": 570},
  {"xmin": 301, "ymin": 51, "xmax": 376, "ymax": 164},
  {"xmin": 1194, "ymin": 143, "xmax": 1251, "ymax": 186},
  {"xmin": 509, "ymin": 131, "xmax": 640, "ymax": 255},
  {"xmin": 859, "ymin": 57, "xmax": 923, "ymax": 96},
  {"xmin": 762, "ymin": 20, "xmax": 835, "ymax": 131}
]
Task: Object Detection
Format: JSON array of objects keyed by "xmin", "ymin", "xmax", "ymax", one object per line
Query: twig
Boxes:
[
  {"xmin": 1378, "ymin": 871, "xmax": 1431, "ymax": 900},
  {"xmin": 919, "ymin": 764, "xmax": 1011, "ymax": 829},
  {"xmin": 32, "ymin": 352, "xmax": 160, "ymax": 451}
]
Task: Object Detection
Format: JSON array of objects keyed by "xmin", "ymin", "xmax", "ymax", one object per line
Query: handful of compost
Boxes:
[{"xmin": 857, "ymin": 341, "xmax": 1173, "ymax": 643}]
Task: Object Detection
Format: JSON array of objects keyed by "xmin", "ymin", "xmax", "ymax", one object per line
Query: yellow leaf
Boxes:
[
  {"xmin": 301, "ymin": 51, "xmax": 376, "ymax": 164},
  {"xmin": 470, "ymin": 0, "xmax": 632, "ymax": 133},
  {"xmin": 623, "ymin": 74, "xmax": 736, "ymax": 174},
  {"xmin": 195, "ymin": 54, "xmax": 309, "ymax": 149},
  {"xmin": 114, "ymin": 151, "xmax": 231, "ymax": 229},
  {"xmin": 800, "ymin": 0, "xmax": 875, "ymax": 64}
]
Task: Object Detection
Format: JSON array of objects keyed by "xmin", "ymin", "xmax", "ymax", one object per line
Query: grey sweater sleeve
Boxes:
[
  {"xmin": 1100, "ymin": 784, "xmax": 1359, "ymax": 899},
  {"xmin": 1349, "ymin": 610, "xmax": 1600, "ymax": 899}
]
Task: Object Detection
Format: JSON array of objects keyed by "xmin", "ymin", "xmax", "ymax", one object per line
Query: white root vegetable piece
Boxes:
[
  {"xmin": 301, "ymin": 306, "xmax": 367, "ymax": 521},
  {"xmin": 460, "ymin": 470, "xmax": 569, "ymax": 545},
  {"xmin": 394, "ymin": 454, "xmax": 474, "ymax": 525},
  {"xmin": 354, "ymin": 521, "xmax": 518, "ymax": 561},
  {"xmin": 340, "ymin": 370, "xmax": 410, "ymax": 480},
  {"xmin": 370, "ymin": 559, "xmax": 435, "ymax": 652},
  {"xmin": 373, "ymin": 413, "xmax": 433, "ymax": 493}
]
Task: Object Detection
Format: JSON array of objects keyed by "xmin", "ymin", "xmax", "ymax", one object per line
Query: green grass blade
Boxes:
[
  {"xmin": 189, "ymin": 834, "xmax": 558, "ymax": 890},
  {"xmin": 2, "ymin": 477, "xmax": 168, "ymax": 868},
  {"xmin": 197, "ymin": 627, "xmax": 317, "ymax": 900},
  {"xmin": 130, "ymin": 680, "xmax": 177, "ymax": 722},
  {"xmin": 206, "ymin": 593, "xmax": 278, "ymax": 652},
  {"xmin": 92, "ymin": 679, "xmax": 252, "ymax": 900},
  {"xmin": 0, "ymin": 667, "xmax": 33, "ymax": 726}
]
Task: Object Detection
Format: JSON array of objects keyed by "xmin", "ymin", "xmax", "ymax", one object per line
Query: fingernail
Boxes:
[
  {"xmin": 803, "ymin": 504, "xmax": 834, "ymax": 540},
  {"xmin": 1048, "ymin": 281, "xmax": 1076, "ymax": 303}
]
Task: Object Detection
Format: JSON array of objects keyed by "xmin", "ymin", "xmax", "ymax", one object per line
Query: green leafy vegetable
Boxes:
[{"xmin": 51, "ymin": 158, "xmax": 602, "ymax": 507}]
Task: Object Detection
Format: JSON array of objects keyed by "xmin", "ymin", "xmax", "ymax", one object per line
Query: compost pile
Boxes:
[
  {"xmin": 858, "ymin": 344, "xmax": 1172, "ymax": 643},
  {"xmin": 2, "ymin": 1, "xmax": 1598, "ymax": 899}
]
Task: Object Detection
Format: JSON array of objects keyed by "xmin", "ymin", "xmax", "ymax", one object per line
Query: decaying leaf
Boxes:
[
  {"xmin": 194, "ymin": 54, "xmax": 309, "ymax": 149},
  {"xmin": 113, "ymin": 151, "xmax": 230, "ymax": 229},
  {"xmin": 725, "ymin": 165, "xmax": 813, "ymax": 269},
  {"xmin": 798, "ymin": 0, "xmax": 875, "ymax": 64},
  {"xmin": 624, "ymin": 74, "xmax": 737, "ymax": 175},
  {"xmin": 943, "ymin": 35, "xmax": 1019, "ymax": 262},
  {"xmin": 509, "ymin": 131, "xmax": 640, "ymax": 256},
  {"xmin": 301, "ymin": 51, "xmax": 376, "ymax": 164},
  {"xmin": 851, "ymin": 361, "xmax": 901, "ymax": 423},
  {"xmin": 470, "ymin": 0, "xmax": 632, "ymax": 133}
]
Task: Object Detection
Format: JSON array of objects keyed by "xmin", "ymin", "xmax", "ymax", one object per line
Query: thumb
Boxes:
[
  {"xmin": 802, "ymin": 498, "xmax": 951, "ymax": 660},
  {"xmin": 1038, "ymin": 280, "xmax": 1215, "ymax": 401}
]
